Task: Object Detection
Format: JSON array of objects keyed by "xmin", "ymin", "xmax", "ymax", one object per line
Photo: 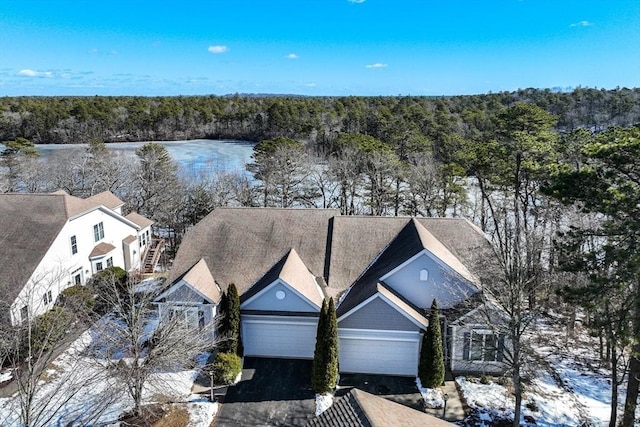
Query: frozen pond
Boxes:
[{"xmin": 31, "ymin": 139, "xmax": 256, "ymax": 174}]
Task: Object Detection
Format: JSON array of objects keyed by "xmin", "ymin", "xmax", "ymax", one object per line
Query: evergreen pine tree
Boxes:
[
  {"xmin": 419, "ymin": 299, "xmax": 445, "ymax": 388},
  {"xmin": 312, "ymin": 299, "xmax": 328, "ymax": 393}
]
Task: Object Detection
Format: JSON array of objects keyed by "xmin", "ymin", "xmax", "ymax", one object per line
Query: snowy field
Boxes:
[
  {"xmin": 457, "ymin": 314, "xmax": 640, "ymax": 427},
  {"xmin": 0, "ymin": 318, "xmax": 217, "ymax": 426}
]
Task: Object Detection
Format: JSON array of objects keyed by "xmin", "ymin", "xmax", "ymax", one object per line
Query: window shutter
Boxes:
[
  {"xmin": 463, "ymin": 332, "xmax": 470, "ymax": 360},
  {"xmin": 497, "ymin": 334, "xmax": 505, "ymax": 362}
]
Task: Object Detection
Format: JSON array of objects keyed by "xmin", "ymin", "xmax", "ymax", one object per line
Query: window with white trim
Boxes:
[
  {"xmin": 106, "ymin": 257, "xmax": 113, "ymax": 268},
  {"xmin": 96, "ymin": 262, "xmax": 103, "ymax": 272},
  {"xmin": 93, "ymin": 222, "xmax": 104, "ymax": 242},
  {"xmin": 463, "ymin": 330, "xmax": 503, "ymax": 362},
  {"xmin": 420, "ymin": 269, "xmax": 429, "ymax": 281},
  {"xmin": 70, "ymin": 235, "xmax": 78, "ymax": 255}
]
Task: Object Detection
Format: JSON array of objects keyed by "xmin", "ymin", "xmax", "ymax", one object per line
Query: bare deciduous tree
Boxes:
[{"xmin": 87, "ymin": 271, "xmax": 218, "ymax": 417}]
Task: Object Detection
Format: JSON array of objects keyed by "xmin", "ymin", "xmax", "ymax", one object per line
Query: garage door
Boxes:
[
  {"xmin": 339, "ymin": 330, "xmax": 421, "ymax": 376},
  {"xmin": 242, "ymin": 315, "xmax": 318, "ymax": 359}
]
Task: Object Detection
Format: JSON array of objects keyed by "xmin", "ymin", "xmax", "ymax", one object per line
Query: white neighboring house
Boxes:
[
  {"xmin": 154, "ymin": 258, "xmax": 221, "ymax": 340},
  {"xmin": 0, "ymin": 190, "xmax": 153, "ymax": 326}
]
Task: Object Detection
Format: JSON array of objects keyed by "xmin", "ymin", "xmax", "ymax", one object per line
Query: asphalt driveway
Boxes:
[{"xmin": 214, "ymin": 357, "xmax": 315, "ymax": 427}]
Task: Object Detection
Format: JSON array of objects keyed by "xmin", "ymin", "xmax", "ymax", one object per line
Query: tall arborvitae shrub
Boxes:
[
  {"xmin": 220, "ymin": 283, "xmax": 241, "ymax": 355},
  {"xmin": 419, "ymin": 299, "xmax": 445, "ymax": 388},
  {"xmin": 312, "ymin": 299, "xmax": 328, "ymax": 393},
  {"xmin": 322, "ymin": 297, "xmax": 339, "ymax": 393}
]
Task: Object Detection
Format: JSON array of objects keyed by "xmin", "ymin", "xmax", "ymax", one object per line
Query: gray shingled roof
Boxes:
[
  {"xmin": 307, "ymin": 388, "xmax": 456, "ymax": 427},
  {"xmin": 0, "ymin": 193, "xmax": 70, "ymax": 308},
  {"xmin": 165, "ymin": 258, "xmax": 222, "ymax": 304},
  {"xmin": 86, "ymin": 191, "xmax": 124, "ymax": 210},
  {"xmin": 170, "ymin": 209, "xmax": 490, "ymax": 309},
  {"xmin": 336, "ymin": 218, "xmax": 481, "ymax": 316},
  {"xmin": 89, "ymin": 242, "xmax": 116, "ymax": 258},
  {"xmin": 169, "ymin": 208, "xmax": 338, "ymax": 295},
  {"xmin": 125, "ymin": 211, "xmax": 154, "ymax": 229}
]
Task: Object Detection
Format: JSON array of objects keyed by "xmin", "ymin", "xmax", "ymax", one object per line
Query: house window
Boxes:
[
  {"xmin": 169, "ymin": 307, "xmax": 201, "ymax": 329},
  {"xmin": 43, "ymin": 290, "xmax": 53, "ymax": 305},
  {"xmin": 420, "ymin": 269, "xmax": 429, "ymax": 281},
  {"xmin": 21, "ymin": 306, "xmax": 28, "ymax": 323},
  {"xmin": 93, "ymin": 222, "xmax": 104, "ymax": 242},
  {"xmin": 70, "ymin": 235, "xmax": 78, "ymax": 255},
  {"xmin": 74, "ymin": 274, "xmax": 82, "ymax": 286},
  {"xmin": 106, "ymin": 257, "xmax": 113, "ymax": 268},
  {"xmin": 96, "ymin": 262, "xmax": 103, "ymax": 272},
  {"xmin": 464, "ymin": 330, "xmax": 503, "ymax": 362}
]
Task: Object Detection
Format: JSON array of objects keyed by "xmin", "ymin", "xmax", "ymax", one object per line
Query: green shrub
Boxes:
[
  {"xmin": 218, "ymin": 284, "xmax": 241, "ymax": 355},
  {"xmin": 212, "ymin": 352, "xmax": 242, "ymax": 385},
  {"xmin": 27, "ymin": 307, "xmax": 74, "ymax": 353},
  {"xmin": 90, "ymin": 267, "xmax": 128, "ymax": 314},
  {"xmin": 58, "ymin": 285, "xmax": 96, "ymax": 313},
  {"xmin": 419, "ymin": 299, "xmax": 445, "ymax": 388},
  {"xmin": 480, "ymin": 374, "xmax": 491, "ymax": 385}
]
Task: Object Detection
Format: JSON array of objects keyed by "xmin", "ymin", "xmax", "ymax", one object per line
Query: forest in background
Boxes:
[{"xmin": 1, "ymin": 87, "xmax": 639, "ymax": 149}]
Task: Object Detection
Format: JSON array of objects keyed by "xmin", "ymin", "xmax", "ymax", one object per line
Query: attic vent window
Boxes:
[
  {"xmin": 275, "ymin": 290, "xmax": 286, "ymax": 300},
  {"xmin": 420, "ymin": 269, "xmax": 429, "ymax": 281}
]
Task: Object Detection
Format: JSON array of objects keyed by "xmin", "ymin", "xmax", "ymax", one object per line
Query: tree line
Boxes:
[{"xmin": 1, "ymin": 87, "xmax": 638, "ymax": 146}]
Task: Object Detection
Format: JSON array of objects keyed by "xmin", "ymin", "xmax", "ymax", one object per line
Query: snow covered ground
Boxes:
[
  {"xmin": 457, "ymin": 314, "xmax": 640, "ymax": 427},
  {"xmin": 0, "ymin": 319, "xmax": 217, "ymax": 426}
]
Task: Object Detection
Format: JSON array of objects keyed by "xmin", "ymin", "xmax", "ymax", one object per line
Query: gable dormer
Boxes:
[
  {"xmin": 241, "ymin": 248, "xmax": 324, "ymax": 313},
  {"xmin": 379, "ymin": 219, "xmax": 478, "ymax": 309}
]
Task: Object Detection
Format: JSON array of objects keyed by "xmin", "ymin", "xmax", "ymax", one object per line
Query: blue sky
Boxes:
[{"xmin": 1, "ymin": 0, "xmax": 638, "ymax": 96}]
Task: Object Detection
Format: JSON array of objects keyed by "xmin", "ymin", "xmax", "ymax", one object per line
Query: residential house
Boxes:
[
  {"xmin": 166, "ymin": 208, "xmax": 507, "ymax": 376},
  {"xmin": 0, "ymin": 190, "xmax": 153, "ymax": 325}
]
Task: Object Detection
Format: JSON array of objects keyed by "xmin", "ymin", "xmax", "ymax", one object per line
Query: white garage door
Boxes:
[
  {"xmin": 242, "ymin": 315, "xmax": 318, "ymax": 359},
  {"xmin": 339, "ymin": 330, "xmax": 421, "ymax": 376}
]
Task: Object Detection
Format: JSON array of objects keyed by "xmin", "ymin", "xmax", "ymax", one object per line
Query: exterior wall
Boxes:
[
  {"xmin": 156, "ymin": 301, "xmax": 217, "ymax": 340},
  {"xmin": 241, "ymin": 280, "xmax": 319, "ymax": 312},
  {"xmin": 163, "ymin": 282, "xmax": 207, "ymax": 303},
  {"xmin": 449, "ymin": 324, "xmax": 509, "ymax": 375},
  {"xmin": 10, "ymin": 207, "xmax": 140, "ymax": 325},
  {"xmin": 339, "ymin": 296, "xmax": 419, "ymax": 331},
  {"xmin": 383, "ymin": 252, "xmax": 477, "ymax": 309},
  {"xmin": 123, "ymin": 239, "xmax": 140, "ymax": 271}
]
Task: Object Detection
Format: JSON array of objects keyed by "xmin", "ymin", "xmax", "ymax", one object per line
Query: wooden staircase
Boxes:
[{"xmin": 142, "ymin": 238, "xmax": 165, "ymax": 274}]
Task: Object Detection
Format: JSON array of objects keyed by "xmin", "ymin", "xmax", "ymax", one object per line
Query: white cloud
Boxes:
[
  {"xmin": 305, "ymin": 83, "xmax": 317, "ymax": 87},
  {"xmin": 570, "ymin": 20, "xmax": 593, "ymax": 27},
  {"xmin": 89, "ymin": 48, "xmax": 99, "ymax": 54},
  {"xmin": 208, "ymin": 45, "xmax": 228, "ymax": 54},
  {"xmin": 286, "ymin": 53, "xmax": 299, "ymax": 59},
  {"xmin": 366, "ymin": 63, "xmax": 387, "ymax": 69},
  {"xmin": 18, "ymin": 69, "xmax": 53, "ymax": 78},
  {"xmin": 348, "ymin": 0, "xmax": 366, "ymax": 3}
]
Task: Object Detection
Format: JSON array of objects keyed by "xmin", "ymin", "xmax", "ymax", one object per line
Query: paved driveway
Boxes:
[{"xmin": 214, "ymin": 357, "xmax": 315, "ymax": 427}]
